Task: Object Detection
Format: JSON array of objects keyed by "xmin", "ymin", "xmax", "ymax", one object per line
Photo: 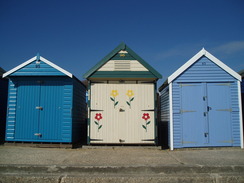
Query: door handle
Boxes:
[
  {"xmin": 34, "ymin": 133, "xmax": 42, "ymax": 137},
  {"xmin": 204, "ymin": 133, "xmax": 208, "ymax": 137},
  {"xmin": 36, "ymin": 106, "xmax": 43, "ymax": 110},
  {"xmin": 119, "ymin": 108, "xmax": 125, "ymax": 112}
]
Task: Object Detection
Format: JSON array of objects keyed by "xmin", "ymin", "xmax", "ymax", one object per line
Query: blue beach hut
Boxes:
[
  {"xmin": 159, "ymin": 49, "xmax": 243, "ymax": 150},
  {"xmin": 3, "ymin": 55, "xmax": 87, "ymax": 145}
]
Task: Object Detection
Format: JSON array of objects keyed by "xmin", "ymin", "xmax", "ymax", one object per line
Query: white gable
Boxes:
[
  {"xmin": 168, "ymin": 48, "xmax": 241, "ymax": 83},
  {"xmin": 3, "ymin": 55, "xmax": 73, "ymax": 78}
]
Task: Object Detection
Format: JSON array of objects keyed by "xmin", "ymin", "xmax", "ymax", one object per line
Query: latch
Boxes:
[
  {"xmin": 34, "ymin": 133, "xmax": 42, "ymax": 137},
  {"xmin": 119, "ymin": 139, "xmax": 125, "ymax": 143},
  {"xmin": 203, "ymin": 112, "xmax": 207, "ymax": 116},
  {"xmin": 204, "ymin": 133, "xmax": 208, "ymax": 137},
  {"xmin": 36, "ymin": 106, "xmax": 43, "ymax": 110},
  {"xmin": 119, "ymin": 108, "xmax": 125, "ymax": 112}
]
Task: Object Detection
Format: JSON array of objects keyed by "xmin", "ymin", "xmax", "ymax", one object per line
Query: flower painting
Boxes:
[
  {"xmin": 142, "ymin": 113, "xmax": 150, "ymax": 132},
  {"xmin": 126, "ymin": 90, "xmax": 134, "ymax": 108},
  {"xmin": 110, "ymin": 90, "xmax": 119, "ymax": 108},
  {"xmin": 94, "ymin": 113, "xmax": 103, "ymax": 132}
]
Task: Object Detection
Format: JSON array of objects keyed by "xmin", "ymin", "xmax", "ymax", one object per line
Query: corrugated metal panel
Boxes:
[
  {"xmin": 89, "ymin": 81, "xmax": 155, "ymax": 144},
  {"xmin": 176, "ymin": 57, "xmax": 236, "ymax": 82},
  {"xmin": 10, "ymin": 61, "xmax": 66, "ymax": 76}
]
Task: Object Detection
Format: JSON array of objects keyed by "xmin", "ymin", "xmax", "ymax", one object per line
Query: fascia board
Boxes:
[
  {"xmin": 168, "ymin": 49, "xmax": 204, "ymax": 83},
  {"xmin": 168, "ymin": 48, "xmax": 241, "ymax": 84},
  {"xmin": 3, "ymin": 56, "xmax": 36, "ymax": 78},
  {"xmin": 40, "ymin": 56, "xmax": 73, "ymax": 78},
  {"xmin": 3, "ymin": 56, "xmax": 73, "ymax": 78}
]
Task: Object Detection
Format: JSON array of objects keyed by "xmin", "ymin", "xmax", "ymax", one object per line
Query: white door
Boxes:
[{"xmin": 89, "ymin": 81, "xmax": 155, "ymax": 144}]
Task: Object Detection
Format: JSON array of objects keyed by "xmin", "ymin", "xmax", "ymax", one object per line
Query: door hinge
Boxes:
[
  {"xmin": 216, "ymin": 109, "xmax": 232, "ymax": 112},
  {"xmin": 180, "ymin": 110, "xmax": 196, "ymax": 113}
]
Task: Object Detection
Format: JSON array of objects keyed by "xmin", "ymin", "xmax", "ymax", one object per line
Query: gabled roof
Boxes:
[
  {"xmin": 3, "ymin": 54, "xmax": 73, "ymax": 78},
  {"xmin": 83, "ymin": 42, "xmax": 162, "ymax": 79},
  {"xmin": 168, "ymin": 48, "xmax": 241, "ymax": 83}
]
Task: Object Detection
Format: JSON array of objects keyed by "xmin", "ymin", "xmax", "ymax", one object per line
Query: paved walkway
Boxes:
[
  {"xmin": 0, "ymin": 146, "xmax": 244, "ymax": 182},
  {"xmin": 0, "ymin": 146, "xmax": 243, "ymax": 166}
]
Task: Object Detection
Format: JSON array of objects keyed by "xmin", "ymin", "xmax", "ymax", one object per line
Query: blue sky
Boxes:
[{"xmin": 1, "ymin": 0, "xmax": 244, "ymax": 87}]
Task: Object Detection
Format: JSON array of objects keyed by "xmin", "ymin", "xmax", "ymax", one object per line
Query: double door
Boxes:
[
  {"xmin": 180, "ymin": 82, "xmax": 232, "ymax": 147},
  {"xmin": 15, "ymin": 78, "xmax": 63, "ymax": 141},
  {"xmin": 89, "ymin": 81, "xmax": 155, "ymax": 144}
]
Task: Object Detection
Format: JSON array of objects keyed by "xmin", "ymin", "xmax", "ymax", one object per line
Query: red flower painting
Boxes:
[
  {"xmin": 142, "ymin": 113, "xmax": 150, "ymax": 121},
  {"xmin": 94, "ymin": 113, "xmax": 103, "ymax": 132},
  {"xmin": 95, "ymin": 113, "xmax": 103, "ymax": 121},
  {"xmin": 142, "ymin": 113, "xmax": 150, "ymax": 132}
]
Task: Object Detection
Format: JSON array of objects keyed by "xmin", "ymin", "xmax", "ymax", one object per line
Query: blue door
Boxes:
[
  {"xmin": 39, "ymin": 80, "xmax": 63, "ymax": 140},
  {"xmin": 207, "ymin": 83, "xmax": 232, "ymax": 146},
  {"xmin": 15, "ymin": 78, "xmax": 64, "ymax": 141},
  {"xmin": 180, "ymin": 82, "xmax": 232, "ymax": 147},
  {"xmin": 181, "ymin": 83, "xmax": 206, "ymax": 147},
  {"xmin": 15, "ymin": 80, "xmax": 40, "ymax": 140}
]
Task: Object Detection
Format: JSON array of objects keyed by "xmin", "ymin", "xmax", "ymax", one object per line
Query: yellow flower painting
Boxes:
[
  {"xmin": 126, "ymin": 90, "xmax": 134, "ymax": 108},
  {"xmin": 111, "ymin": 90, "xmax": 119, "ymax": 97},
  {"xmin": 126, "ymin": 90, "xmax": 134, "ymax": 97},
  {"xmin": 110, "ymin": 90, "xmax": 119, "ymax": 108}
]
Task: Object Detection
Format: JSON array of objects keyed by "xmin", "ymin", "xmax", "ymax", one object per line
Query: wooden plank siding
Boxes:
[
  {"xmin": 159, "ymin": 49, "xmax": 242, "ymax": 149},
  {"xmin": 176, "ymin": 57, "xmax": 236, "ymax": 82},
  {"xmin": 172, "ymin": 56, "xmax": 241, "ymax": 148},
  {"xmin": 4, "ymin": 55, "xmax": 87, "ymax": 144}
]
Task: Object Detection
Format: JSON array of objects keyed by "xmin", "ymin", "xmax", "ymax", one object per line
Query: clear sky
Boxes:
[{"xmin": 1, "ymin": 0, "xmax": 244, "ymax": 87}]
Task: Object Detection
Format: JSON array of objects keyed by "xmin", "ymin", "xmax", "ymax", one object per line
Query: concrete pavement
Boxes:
[{"xmin": 0, "ymin": 145, "xmax": 244, "ymax": 182}]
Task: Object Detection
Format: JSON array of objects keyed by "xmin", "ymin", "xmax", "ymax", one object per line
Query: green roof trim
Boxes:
[
  {"xmin": 89, "ymin": 71, "xmax": 156, "ymax": 78},
  {"xmin": 83, "ymin": 42, "xmax": 162, "ymax": 79}
]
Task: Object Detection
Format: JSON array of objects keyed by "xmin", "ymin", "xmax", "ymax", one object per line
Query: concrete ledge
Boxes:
[
  {"xmin": 0, "ymin": 174, "xmax": 244, "ymax": 183},
  {"xmin": 1, "ymin": 164, "xmax": 244, "ymax": 175},
  {"xmin": 1, "ymin": 165, "xmax": 244, "ymax": 183}
]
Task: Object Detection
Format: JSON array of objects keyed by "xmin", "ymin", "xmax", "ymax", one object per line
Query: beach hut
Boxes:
[
  {"xmin": 3, "ymin": 54, "xmax": 86, "ymax": 145},
  {"xmin": 159, "ymin": 48, "xmax": 243, "ymax": 150},
  {"xmin": 0, "ymin": 67, "xmax": 8, "ymax": 144},
  {"xmin": 83, "ymin": 43, "xmax": 162, "ymax": 144}
]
